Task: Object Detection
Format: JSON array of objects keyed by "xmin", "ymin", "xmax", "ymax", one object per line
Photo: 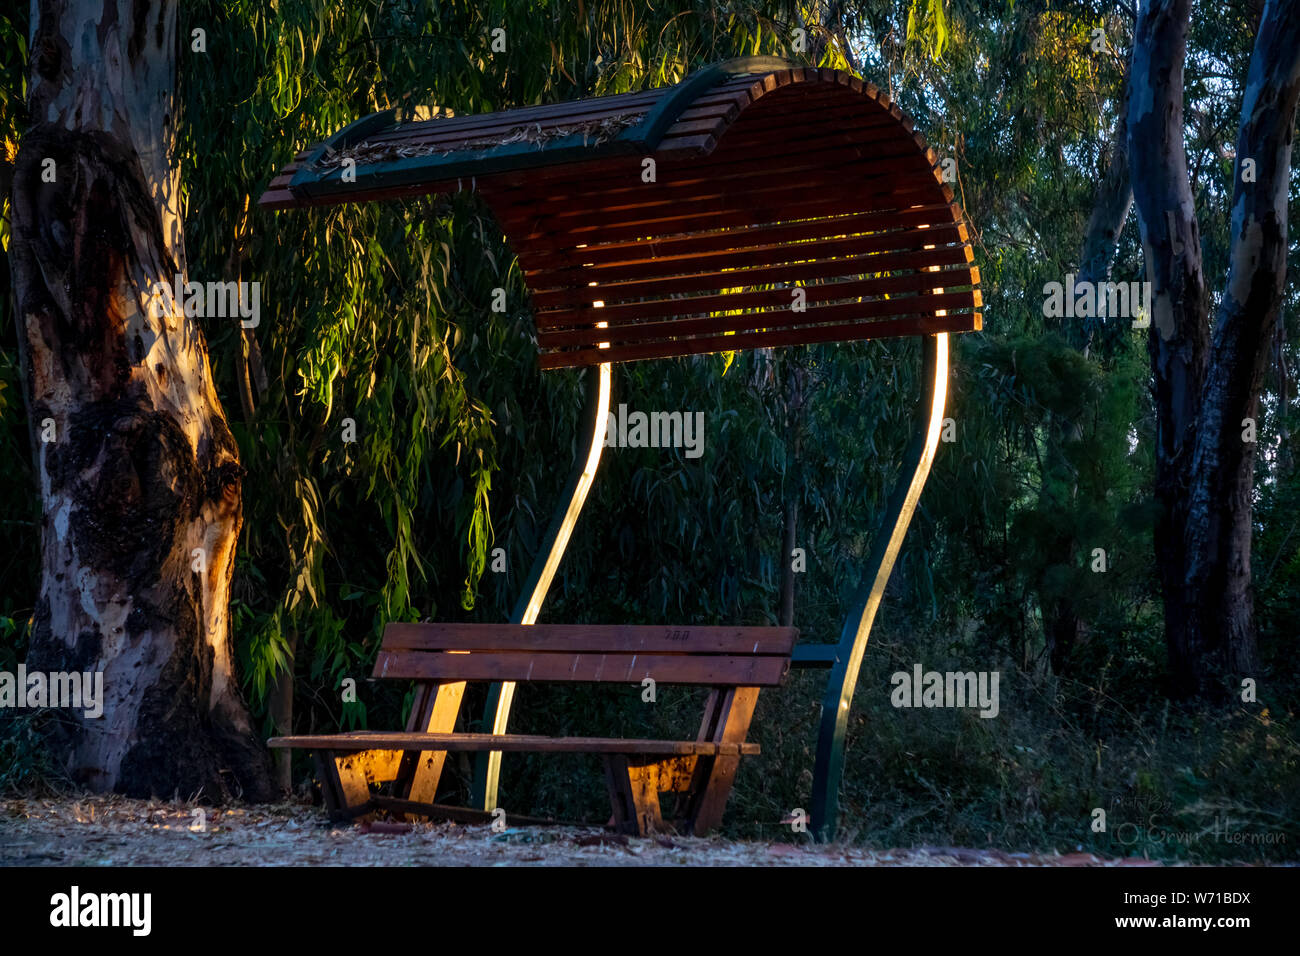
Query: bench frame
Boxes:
[{"xmin": 277, "ymin": 624, "xmax": 790, "ymax": 836}]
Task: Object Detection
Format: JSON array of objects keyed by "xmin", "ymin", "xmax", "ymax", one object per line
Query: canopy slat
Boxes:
[{"xmin": 258, "ymin": 59, "xmax": 982, "ymax": 365}]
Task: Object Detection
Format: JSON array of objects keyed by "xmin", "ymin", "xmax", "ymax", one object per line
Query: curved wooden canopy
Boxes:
[{"xmin": 260, "ymin": 58, "xmax": 981, "ymax": 369}]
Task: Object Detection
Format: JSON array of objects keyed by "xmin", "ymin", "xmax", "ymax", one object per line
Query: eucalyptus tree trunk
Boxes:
[
  {"xmin": 8, "ymin": 0, "xmax": 270, "ymax": 798},
  {"xmin": 1128, "ymin": 0, "xmax": 1212, "ymax": 697},
  {"xmin": 1179, "ymin": 0, "xmax": 1300, "ymax": 689},
  {"xmin": 1128, "ymin": 0, "xmax": 1300, "ymax": 697},
  {"xmin": 779, "ymin": 360, "xmax": 806, "ymax": 628}
]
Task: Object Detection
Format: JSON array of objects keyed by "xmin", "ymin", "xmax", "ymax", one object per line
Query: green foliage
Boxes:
[
  {"xmin": 178, "ymin": 0, "xmax": 830, "ymax": 738},
  {"xmin": 905, "ymin": 0, "xmax": 950, "ymax": 64}
]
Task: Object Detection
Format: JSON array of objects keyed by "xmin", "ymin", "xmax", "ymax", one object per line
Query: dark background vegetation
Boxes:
[{"xmin": 1, "ymin": 0, "xmax": 1296, "ymax": 861}]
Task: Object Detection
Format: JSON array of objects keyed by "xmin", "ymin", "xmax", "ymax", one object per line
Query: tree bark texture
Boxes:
[
  {"xmin": 9, "ymin": 0, "xmax": 270, "ymax": 798},
  {"xmin": 1179, "ymin": 0, "xmax": 1300, "ymax": 691},
  {"xmin": 1128, "ymin": 0, "xmax": 1300, "ymax": 696}
]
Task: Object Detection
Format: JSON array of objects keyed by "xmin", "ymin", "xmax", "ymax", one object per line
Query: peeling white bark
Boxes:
[{"xmin": 10, "ymin": 0, "xmax": 267, "ymax": 797}]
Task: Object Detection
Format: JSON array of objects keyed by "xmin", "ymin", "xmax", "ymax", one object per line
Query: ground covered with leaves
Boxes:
[{"xmin": 0, "ymin": 796, "xmax": 1168, "ymax": 867}]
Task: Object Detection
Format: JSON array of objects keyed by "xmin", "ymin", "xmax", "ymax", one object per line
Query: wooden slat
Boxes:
[
  {"xmin": 367, "ymin": 89, "xmax": 665, "ymax": 144},
  {"xmin": 671, "ymin": 101, "xmax": 745, "ymax": 125},
  {"xmin": 530, "ymin": 223, "xmax": 969, "ymax": 288},
  {"xmin": 696, "ymin": 117, "xmax": 911, "ymax": 163},
  {"xmin": 508, "ymin": 195, "xmax": 963, "ymax": 256},
  {"xmin": 525, "ymin": 146, "xmax": 936, "ymax": 222},
  {"xmin": 381, "ymin": 622, "xmax": 798, "ymax": 655},
  {"xmin": 522, "ymin": 204, "xmax": 966, "ymax": 270},
  {"xmin": 485, "ymin": 145, "xmax": 931, "ymax": 232},
  {"xmin": 363, "ymin": 100, "xmax": 661, "ymax": 150},
  {"xmin": 538, "ymin": 311, "xmax": 981, "ymax": 369},
  {"xmin": 538, "ymin": 290, "xmax": 983, "ymax": 350},
  {"xmin": 649, "ymin": 133, "xmax": 717, "ymax": 156},
  {"xmin": 257, "ymin": 189, "xmax": 300, "ymax": 210},
  {"xmin": 502, "ymin": 193, "xmax": 947, "ymax": 257},
  {"xmin": 373, "ymin": 649, "xmax": 790, "ymax": 686},
  {"xmin": 485, "ymin": 135, "xmax": 926, "ymax": 218},
  {"xmin": 528, "ymin": 242, "xmax": 973, "ymax": 309},
  {"xmin": 670, "ymin": 89, "xmax": 891, "ymax": 139},
  {"xmin": 534, "ymin": 266, "xmax": 979, "ymax": 331},
  {"xmin": 269, "ymin": 732, "xmax": 761, "ymax": 756},
  {"xmin": 699, "ymin": 101, "xmax": 897, "ymax": 145},
  {"xmin": 499, "ymin": 179, "xmax": 950, "ymax": 248}
]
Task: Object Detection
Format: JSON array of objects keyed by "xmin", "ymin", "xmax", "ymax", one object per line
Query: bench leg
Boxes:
[
  {"xmin": 315, "ymin": 751, "xmax": 373, "ymax": 822},
  {"xmin": 338, "ymin": 749, "xmax": 404, "ymax": 786},
  {"xmin": 395, "ymin": 681, "xmax": 466, "ymax": 817},
  {"xmin": 686, "ymin": 687, "xmax": 760, "ymax": 836},
  {"xmin": 603, "ymin": 755, "xmax": 666, "ymax": 836}
]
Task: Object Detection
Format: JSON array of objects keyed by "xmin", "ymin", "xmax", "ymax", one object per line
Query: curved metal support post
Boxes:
[
  {"xmin": 810, "ymin": 333, "xmax": 949, "ymax": 841},
  {"xmin": 471, "ymin": 363, "xmax": 612, "ymax": 811}
]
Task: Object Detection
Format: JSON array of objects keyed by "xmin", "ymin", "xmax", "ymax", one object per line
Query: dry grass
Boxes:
[{"xmin": 0, "ymin": 796, "xmax": 1164, "ymax": 867}]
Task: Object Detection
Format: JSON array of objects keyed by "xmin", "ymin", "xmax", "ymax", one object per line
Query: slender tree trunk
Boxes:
[
  {"xmin": 1127, "ymin": 0, "xmax": 1211, "ymax": 696},
  {"xmin": 9, "ymin": 0, "xmax": 270, "ymax": 798},
  {"xmin": 1180, "ymin": 0, "xmax": 1300, "ymax": 691},
  {"xmin": 1276, "ymin": 323, "xmax": 1292, "ymax": 476},
  {"xmin": 778, "ymin": 360, "xmax": 805, "ymax": 628},
  {"xmin": 268, "ymin": 629, "xmax": 297, "ymax": 794},
  {"xmin": 780, "ymin": 504, "xmax": 798, "ymax": 627},
  {"xmin": 1128, "ymin": 0, "xmax": 1299, "ymax": 697}
]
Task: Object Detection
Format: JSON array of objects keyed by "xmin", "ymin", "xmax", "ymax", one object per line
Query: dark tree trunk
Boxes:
[
  {"xmin": 8, "ymin": 0, "xmax": 270, "ymax": 799},
  {"xmin": 1180, "ymin": 0, "xmax": 1300, "ymax": 692},
  {"xmin": 268, "ymin": 629, "xmax": 297, "ymax": 794},
  {"xmin": 1129, "ymin": 0, "xmax": 1212, "ymax": 698},
  {"xmin": 780, "ymin": 504, "xmax": 798, "ymax": 628},
  {"xmin": 779, "ymin": 360, "xmax": 806, "ymax": 629},
  {"xmin": 1128, "ymin": 0, "xmax": 1300, "ymax": 697}
]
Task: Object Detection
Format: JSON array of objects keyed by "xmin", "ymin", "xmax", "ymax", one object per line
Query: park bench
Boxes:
[
  {"xmin": 260, "ymin": 56, "xmax": 980, "ymax": 838},
  {"xmin": 270, "ymin": 622, "xmax": 797, "ymax": 835}
]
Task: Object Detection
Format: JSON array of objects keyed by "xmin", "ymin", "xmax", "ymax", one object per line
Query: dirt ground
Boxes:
[{"xmin": 0, "ymin": 796, "xmax": 1166, "ymax": 867}]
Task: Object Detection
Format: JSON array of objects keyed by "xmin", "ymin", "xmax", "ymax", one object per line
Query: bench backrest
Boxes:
[{"xmin": 373, "ymin": 623, "xmax": 798, "ymax": 686}]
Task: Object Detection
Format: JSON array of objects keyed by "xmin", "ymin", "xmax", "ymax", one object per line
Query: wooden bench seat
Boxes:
[
  {"xmin": 270, "ymin": 623, "xmax": 796, "ymax": 835},
  {"xmin": 270, "ymin": 732, "xmax": 760, "ymax": 756}
]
